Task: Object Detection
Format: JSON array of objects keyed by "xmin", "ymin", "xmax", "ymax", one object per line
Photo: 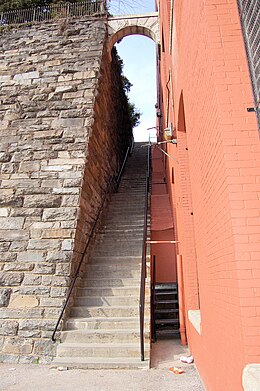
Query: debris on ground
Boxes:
[
  {"xmin": 169, "ymin": 367, "xmax": 185, "ymax": 374},
  {"xmin": 180, "ymin": 356, "xmax": 194, "ymax": 364}
]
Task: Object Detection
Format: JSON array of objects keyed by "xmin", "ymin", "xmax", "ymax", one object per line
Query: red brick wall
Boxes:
[{"xmin": 158, "ymin": 0, "xmax": 260, "ymax": 390}]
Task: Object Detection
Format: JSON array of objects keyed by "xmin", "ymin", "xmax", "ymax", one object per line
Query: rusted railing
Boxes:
[{"xmin": 0, "ymin": 1, "xmax": 107, "ymax": 26}]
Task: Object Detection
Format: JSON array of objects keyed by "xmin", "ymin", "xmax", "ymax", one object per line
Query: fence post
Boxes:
[
  {"xmin": 0, "ymin": 12, "xmax": 3, "ymax": 24},
  {"xmin": 67, "ymin": 2, "xmax": 70, "ymax": 18},
  {"xmin": 33, "ymin": 8, "xmax": 36, "ymax": 22}
]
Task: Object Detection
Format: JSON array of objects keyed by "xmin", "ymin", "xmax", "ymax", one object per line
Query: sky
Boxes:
[{"xmin": 108, "ymin": 0, "xmax": 157, "ymax": 141}]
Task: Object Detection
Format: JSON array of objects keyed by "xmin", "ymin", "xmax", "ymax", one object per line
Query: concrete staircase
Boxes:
[{"xmin": 53, "ymin": 143, "xmax": 151, "ymax": 369}]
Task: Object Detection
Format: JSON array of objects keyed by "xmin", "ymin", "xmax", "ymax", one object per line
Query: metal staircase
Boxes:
[{"xmin": 152, "ymin": 283, "xmax": 179, "ymax": 340}]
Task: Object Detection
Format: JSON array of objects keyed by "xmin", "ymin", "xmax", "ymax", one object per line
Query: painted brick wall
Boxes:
[{"xmin": 158, "ymin": 0, "xmax": 259, "ymax": 390}]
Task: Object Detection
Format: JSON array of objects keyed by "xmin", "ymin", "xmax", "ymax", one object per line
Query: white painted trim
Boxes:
[
  {"xmin": 188, "ymin": 310, "xmax": 201, "ymax": 335},
  {"xmin": 243, "ymin": 364, "xmax": 260, "ymax": 391}
]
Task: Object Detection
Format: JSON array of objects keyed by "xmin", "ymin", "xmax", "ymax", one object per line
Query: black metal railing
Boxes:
[
  {"xmin": 237, "ymin": 0, "xmax": 260, "ymax": 126},
  {"xmin": 52, "ymin": 144, "xmax": 133, "ymax": 342},
  {"xmin": 139, "ymin": 142, "xmax": 151, "ymax": 361},
  {"xmin": 151, "ymin": 255, "xmax": 156, "ymax": 342},
  {"xmin": 0, "ymin": 1, "xmax": 107, "ymax": 26}
]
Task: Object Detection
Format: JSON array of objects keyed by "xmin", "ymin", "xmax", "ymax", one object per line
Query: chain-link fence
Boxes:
[{"xmin": 237, "ymin": 0, "xmax": 260, "ymax": 127}]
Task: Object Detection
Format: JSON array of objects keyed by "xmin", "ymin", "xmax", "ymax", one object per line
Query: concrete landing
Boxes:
[{"xmin": 0, "ymin": 339, "xmax": 205, "ymax": 391}]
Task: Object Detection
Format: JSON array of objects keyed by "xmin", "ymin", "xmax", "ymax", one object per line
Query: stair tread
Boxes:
[
  {"xmin": 58, "ymin": 342, "xmax": 150, "ymax": 348},
  {"xmin": 67, "ymin": 316, "xmax": 150, "ymax": 322},
  {"xmin": 62, "ymin": 329, "xmax": 143, "ymax": 335},
  {"xmin": 155, "ymin": 319, "xmax": 179, "ymax": 324},
  {"xmin": 155, "ymin": 308, "xmax": 178, "ymax": 313}
]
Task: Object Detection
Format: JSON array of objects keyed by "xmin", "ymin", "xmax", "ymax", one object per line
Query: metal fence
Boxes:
[
  {"xmin": 237, "ymin": 0, "xmax": 260, "ymax": 126},
  {"xmin": 0, "ymin": 1, "xmax": 107, "ymax": 26}
]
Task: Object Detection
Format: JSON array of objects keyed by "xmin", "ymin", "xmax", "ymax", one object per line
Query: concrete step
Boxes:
[
  {"xmin": 74, "ymin": 295, "xmax": 148, "ymax": 307},
  {"xmin": 80, "ymin": 277, "xmax": 144, "ymax": 287},
  {"xmin": 56, "ymin": 342, "xmax": 150, "ymax": 358},
  {"xmin": 96, "ymin": 231, "xmax": 144, "ymax": 239},
  {"xmin": 83, "ymin": 269, "xmax": 141, "ymax": 279},
  {"xmin": 76, "ymin": 286, "xmax": 142, "ymax": 297},
  {"xmin": 65, "ymin": 316, "xmax": 149, "ymax": 330},
  {"xmin": 92, "ymin": 248, "xmax": 143, "ymax": 257},
  {"xmin": 60, "ymin": 329, "xmax": 150, "ymax": 344},
  {"xmin": 70, "ymin": 305, "xmax": 150, "ymax": 318},
  {"xmin": 87, "ymin": 255, "xmax": 142, "ymax": 265},
  {"xmin": 84, "ymin": 264, "xmax": 141, "ymax": 273},
  {"xmin": 52, "ymin": 356, "xmax": 150, "ymax": 369}
]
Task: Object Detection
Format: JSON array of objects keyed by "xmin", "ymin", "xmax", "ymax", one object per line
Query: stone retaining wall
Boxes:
[{"xmin": 0, "ymin": 17, "xmax": 132, "ymax": 363}]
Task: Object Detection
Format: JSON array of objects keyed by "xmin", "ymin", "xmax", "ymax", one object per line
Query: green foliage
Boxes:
[{"xmin": 113, "ymin": 49, "xmax": 141, "ymax": 129}]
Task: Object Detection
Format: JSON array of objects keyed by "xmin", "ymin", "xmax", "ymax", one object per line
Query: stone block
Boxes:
[
  {"xmin": 17, "ymin": 252, "xmax": 45, "ymax": 263},
  {"xmin": 0, "ymin": 152, "xmax": 12, "ymax": 163},
  {"xmin": 9, "ymin": 241, "xmax": 27, "ymax": 251},
  {"xmin": 9, "ymin": 295, "xmax": 39, "ymax": 308},
  {"xmin": 33, "ymin": 263, "xmax": 56, "ymax": 275},
  {"xmin": 0, "ymin": 195, "xmax": 24, "ymax": 207},
  {"xmin": 0, "ymin": 217, "xmax": 25, "ymax": 230},
  {"xmin": 3, "ymin": 263, "xmax": 34, "ymax": 272},
  {"xmin": 0, "ymin": 242, "xmax": 10, "ymax": 252},
  {"xmin": 23, "ymin": 195, "xmax": 62, "ymax": 208},
  {"xmin": 10, "ymin": 208, "xmax": 42, "ymax": 217},
  {"xmin": 18, "ymin": 287, "xmax": 50, "ymax": 296},
  {"xmin": 46, "ymin": 251, "xmax": 72, "ymax": 263},
  {"xmin": 52, "ymin": 276, "xmax": 70, "ymax": 287},
  {"xmin": 23, "ymin": 274, "xmax": 42, "ymax": 286},
  {"xmin": 61, "ymin": 239, "xmax": 74, "ymax": 251},
  {"xmin": 0, "ymin": 230, "xmax": 29, "ymax": 241},
  {"xmin": 42, "ymin": 276, "xmax": 52, "ymax": 286},
  {"xmin": 0, "ymin": 208, "xmax": 9, "ymax": 217},
  {"xmin": 50, "ymin": 287, "xmax": 67, "ymax": 297},
  {"xmin": 40, "ymin": 297, "xmax": 65, "ymax": 307},
  {"xmin": 3, "ymin": 337, "xmax": 33, "ymax": 354},
  {"xmin": 56, "ymin": 263, "xmax": 70, "ymax": 276},
  {"xmin": 33, "ymin": 340, "xmax": 56, "ymax": 358},
  {"xmin": 14, "ymin": 71, "xmax": 39, "ymax": 81},
  {"xmin": 42, "ymin": 208, "xmax": 77, "ymax": 221},
  {"xmin": 0, "ymin": 273, "xmax": 24, "ymax": 286},
  {"xmin": 33, "ymin": 129, "xmax": 64, "ymax": 139},
  {"xmin": 41, "ymin": 229, "xmax": 74, "ymax": 239},
  {"xmin": 0, "ymin": 320, "xmax": 18, "ymax": 336},
  {"xmin": 0, "ymin": 308, "xmax": 44, "ymax": 319},
  {"xmin": 0, "ymin": 289, "xmax": 12, "ymax": 307},
  {"xmin": 27, "ymin": 239, "xmax": 60, "ymax": 251}
]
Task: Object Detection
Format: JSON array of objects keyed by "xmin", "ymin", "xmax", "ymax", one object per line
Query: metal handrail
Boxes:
[
  {"xmin": 139, "ymin": 142, "xmax": 151, "ymax": 361},
  {"xmin": 151, "ymin": 255, "xmax": 156, "ymax": 342},
  {"xmin": 52, "ymin": 144, "xmax": 132, "ymax": 342},
  {"xmin": 116, "ymin": 138, "xmax": 135, "ymax": 187}
]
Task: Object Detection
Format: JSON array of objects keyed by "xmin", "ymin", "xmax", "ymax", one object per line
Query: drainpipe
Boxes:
[{"xmin": 177, "ymin": 254, "xmax": 187, "ymax": 346}]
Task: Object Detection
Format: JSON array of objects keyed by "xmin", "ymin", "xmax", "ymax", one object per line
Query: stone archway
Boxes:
[{"xmin": 107, "ymin": 12, "xmax": 159, "ymax": 57}]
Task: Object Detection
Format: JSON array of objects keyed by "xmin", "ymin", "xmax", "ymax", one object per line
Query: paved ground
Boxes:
[{"xmin": 0, "ymin": 339, "xmax": 205, "ymax": 391}]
